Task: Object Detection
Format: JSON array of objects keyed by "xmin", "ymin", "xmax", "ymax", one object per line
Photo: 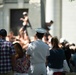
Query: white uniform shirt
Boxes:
[{"xmin": 26, "ymin": 39, "xmax": 50, "ymax": 64}]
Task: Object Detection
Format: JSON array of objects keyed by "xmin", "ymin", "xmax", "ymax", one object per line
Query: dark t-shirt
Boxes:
[{"xmin": 47, "ymin": 48, "xmax": 65, "ymax": 69}]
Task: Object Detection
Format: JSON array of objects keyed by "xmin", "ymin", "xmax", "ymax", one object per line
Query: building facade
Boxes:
[{"xmin": 0, "ymin": 0, "xmax": 76, "ymax": 44}]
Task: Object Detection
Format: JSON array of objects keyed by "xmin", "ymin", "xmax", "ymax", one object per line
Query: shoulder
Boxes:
[
  {"xmin": 2, "ymin": 40, "xmax": 14, "ymax": 48},
  {"xmin": 4, "ymin": 40, "xmax": 12, "ymax": 44},
  {"xmin": 27, "ymin": 41, "xmax": 35, "ymax": 48},
  {"xmin": 29, "ymin": 41, "xmax": 36, "ymax": 45}
]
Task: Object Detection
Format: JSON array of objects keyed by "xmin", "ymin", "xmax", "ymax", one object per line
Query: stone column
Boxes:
[
  {"xmin": 0, "ymin": 8, "xmax": 3, "ymax": 28},
  {"xmin": 27, "ymin": 0, "xmax": 46, "ymax": 38},
  {"xmin": 29, "ymin": 0, "xmax": 41, "ymax": 29},
  {"xmin": 45, "ymin": 0, "xmax": 62, "ymax": 38},
  {"xmin": 0, "ymin": 0, "xmax": 4, "ymax": 28},
  {"xmin": 54, "ymin": 0, "xmax": 62, "ymax": 38},
  {"xmin": 41, "ymin": 0, "xmax": 46, "ymax": 28},
  {"xmin": 45, "ymin": 0, "xmax": 54, "ymax": 22}
]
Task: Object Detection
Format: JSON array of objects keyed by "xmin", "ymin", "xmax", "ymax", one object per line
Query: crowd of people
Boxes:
[{"xmin": 0, "ymin": 12, "xmax": 76, "ymax": 75}]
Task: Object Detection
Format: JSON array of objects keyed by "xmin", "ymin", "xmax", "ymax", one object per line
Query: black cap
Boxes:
[{"xmin": 0, "ymin": 29, "xmax": 7, "ymax": 37}]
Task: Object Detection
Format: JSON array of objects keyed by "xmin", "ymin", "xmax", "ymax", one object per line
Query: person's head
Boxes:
[
  {"xmin": 0, "ymin": 29, "xmax": 7, "ymax": 39},
  {"xmin": 23, "ymin": 12, "xmax": 28, "ymax": 16},
  {"xmin": 50, "ymin": 20, "xmax": 54, "ymax": 24},
  {"xmin": 59, "ymin": 38, "xmax": 68, "ymax": 48},
  {"xmin": 35, "ymin": 28, "xmax": 47, "ymax": 40},
  {"xmin": 51, "ymin": 36, "xmax": 59, "ymax": 49},
  {"xmin": 36, "ymin": 32, "xmax": 44, "ymax": 39},
  {"xmin": 13, "ymin": 42, "xmax": 24, "ymax": 58}
]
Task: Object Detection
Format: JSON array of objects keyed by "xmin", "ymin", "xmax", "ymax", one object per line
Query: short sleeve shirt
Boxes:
[{"xmin": 26, "ymin": 40, "xmax": 50, "ymax": 64}]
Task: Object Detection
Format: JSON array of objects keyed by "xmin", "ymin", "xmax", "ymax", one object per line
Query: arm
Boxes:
[
  {"xmin": 20, "ymin": 18, "xmax": 25, "ymax": 21},
  {"xmin": 20, "ymin": 16, "xmax": 29, "ymax": 25}
]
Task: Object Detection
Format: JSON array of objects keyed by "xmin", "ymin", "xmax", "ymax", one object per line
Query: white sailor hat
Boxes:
[
  {"xmin": 35, "ymin": 28, "xmax": 47, "ymax": 33},
  {"xmin": 23, "ymin": 12, "xmax": 27, "ymax": 15}
]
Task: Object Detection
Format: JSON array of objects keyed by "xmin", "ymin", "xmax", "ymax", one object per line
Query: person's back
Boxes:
[
  {"xmin": 0, "ymin": 29, "xmax": 16, "ymax": 75},
  {"xmin": 28, "ymin": 39, "xmax": 49, "ymax": 64},
  {"xmin": 13, "ymin": 43, "xmax": 30, "ymax": 75},
  {"xmin": 26, "ymin": 28, "xmax": 50, "ymax": 75},
  {"xmin": 0, "ymin": 40, "xmax": 15, "ymax": 72},
  {"xmin": 48, "ymin": 48, "xmax": 65, "ymax": 69},
  {"xmin": 47, "ymin": 36, "xmax": 65, "ymax": 75}
]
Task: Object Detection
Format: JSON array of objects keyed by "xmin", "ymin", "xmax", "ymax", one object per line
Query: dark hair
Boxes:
[
  {"xmin": 51, "ymin": 36, "xmax": 59, "ymax": 49},
  {"xmin": 0, "ymin": 29, "xmax": 7, "ymax": 37},
  {"xmin": 13, "ymin": 43, "xmax": 23, "ymax": 50},
  {"xmin": 50, "ymin": 20, "xmax": 54, "ymax": 24},
  {"xmin": 13, "ymin": 43, "xmax": 24, "ymax": 58},
  {"xmin": 36, "ymin": 32, "xmax": 44, "ymax": 39}
]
